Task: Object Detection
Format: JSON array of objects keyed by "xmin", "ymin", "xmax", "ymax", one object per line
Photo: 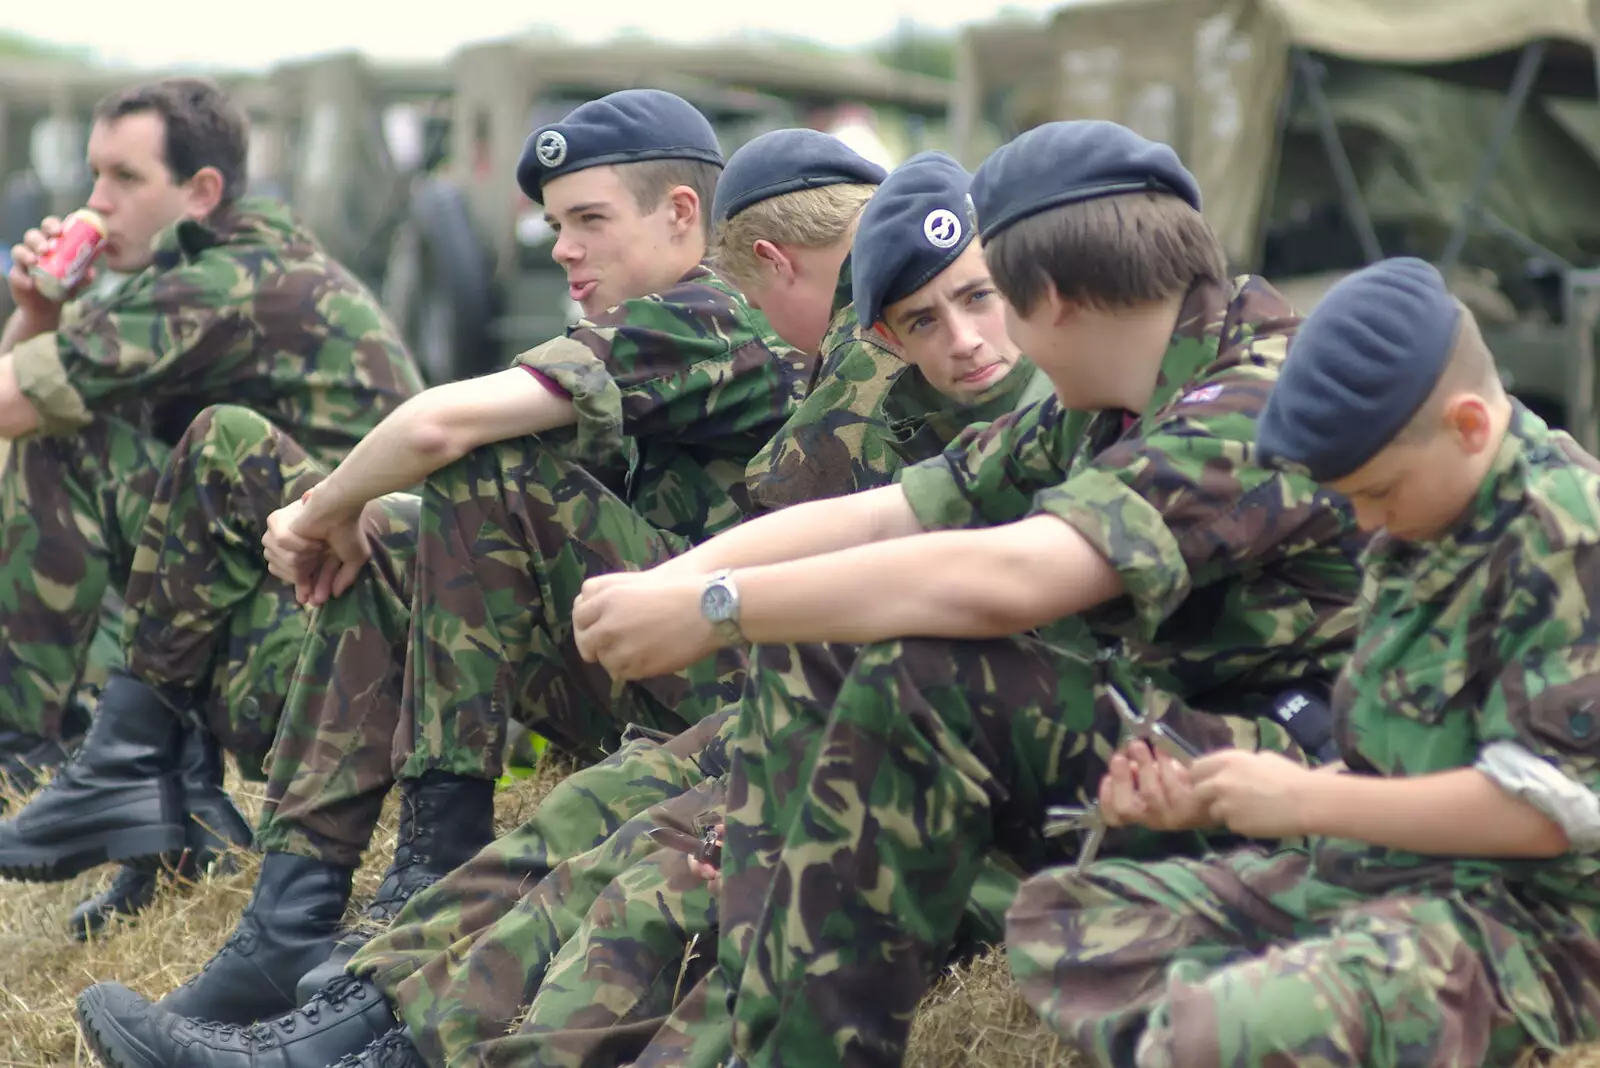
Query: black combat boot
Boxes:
[
  {"xmin": 69, "ymin": 723, "xmax": 256, "ymax": 938},
  {"xmin": 0, "ymin": 699, "xmax": 91, "ymax": 808},
  {"xmin": 334, "ymin": 1028, "xmax": 427, "ymax": 1068},
  {"xmin": 0, "ymin": 673, "xmax": 184, "ymax": 880},
  {"xmin": 158, "ymin": 851, "xmax": 355, "ymax": 1025},
  {"xmin": 295, "ymin": 771, "xmax": 495, "ymax": 1002},
  {"xmin": 76, "ymin": 973, "xmax": 396, "ymax": 1068}
]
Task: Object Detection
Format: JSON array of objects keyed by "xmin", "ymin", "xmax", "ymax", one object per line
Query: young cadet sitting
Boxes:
[
  {"xmin": 563, "ymin": 119, "xmax": 1368, "ymax": 1068},
  {"xmin": 1006, "ymin": 256, "xmax": 1600, "ymax": 1068}
]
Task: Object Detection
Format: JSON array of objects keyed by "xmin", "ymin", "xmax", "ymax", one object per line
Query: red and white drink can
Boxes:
[{"xmin": 29, "ymin": 209, "xmax": 107, "ymax": 302}]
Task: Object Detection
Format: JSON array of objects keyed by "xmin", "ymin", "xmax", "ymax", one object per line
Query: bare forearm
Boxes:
[
  {"xmin": 306, "ymin": 370, "xmax": 575, "ymax": 524},
  {"xmin": 735, "ymin": 516, "xmax": 1123, "ymax": 645},
  {"xmin": 659, "ymin": 486, "xmax": 923, "ymax": 577},
  {"xmin": 0, "ymin": 309, "xmax": 53, "ymax": 356},
  {"xmin": 1300, "ymin": 767, "xmax": 1569, "ymax": 857}
]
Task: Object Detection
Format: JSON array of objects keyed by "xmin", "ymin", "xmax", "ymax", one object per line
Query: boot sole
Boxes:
[
  {"xmin": 75, "ymin": 987, "xmax": 164, "ymax": 1068},
  {"xmin": 0, "ymin": 824, "xmax": 184, "ymax": 882}
]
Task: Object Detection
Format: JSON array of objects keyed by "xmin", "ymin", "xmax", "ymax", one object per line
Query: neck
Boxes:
[{"xmin": 1077, "ymin": 292, "xmax": 1189, "ymax": 412}]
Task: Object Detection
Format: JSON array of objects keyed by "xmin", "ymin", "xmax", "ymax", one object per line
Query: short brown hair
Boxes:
[
  {"xmin": 983, "ymin": 191, "xmax": 1227, "ymax": 315},
  {"xmin": 710, "ymin": 183, "xmax": 876, "ymax": 290},
  {"xmin": 1396, "ymin": 299, "xmax": 1504, "ymax": 442},
  {"xmin": 617, "ymin": 159, "xmax": 723, "ymax": 241},
  {"xmin": 94, "ymin": 77, "xmax": 249, "ymax": 210}
]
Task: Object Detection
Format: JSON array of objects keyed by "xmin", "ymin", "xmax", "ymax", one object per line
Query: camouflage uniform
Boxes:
[
  {"xmin": 345, "ymin": 272, "xmax": 1052, "ymax": 1068},
  {"xmin": 1009, "ymin": 406, "xmax": 1600, "ymax": 1068},
  {"xmin": 715, "ymin": 277, "xmax": 1368, "ymax": 1068},
  {"xmin": 0, "ymin": 197, "xmax": 424, "ymax": 739},
  {"xmin": 250, "ymin": 263, "xmax": 803, "ymax": 869}
]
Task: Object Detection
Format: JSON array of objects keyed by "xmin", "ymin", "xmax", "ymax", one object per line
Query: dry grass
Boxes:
[{"xmin": 5, "ymin": 758, "xmax": 1600, "ymax": 1068}]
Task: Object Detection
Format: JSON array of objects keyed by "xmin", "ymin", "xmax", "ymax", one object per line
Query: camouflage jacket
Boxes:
[
  {"xmin": 900, "ymin": 275, "xmax": 1368, "ymax": 700},
  {"xmin": 745, "ymin": 255, "xmax": 1052, "ymax": 512},
  {"xmin": 515, "ymin": 263, "xmax": 812, "ymax": 543},
  {"xmin": 1323, "ymin": 406, "xmax": 1600, "ymax": 916},
  {"xmin": 10, "ymin": 196, "xmax": 424, "ymax": 467}
]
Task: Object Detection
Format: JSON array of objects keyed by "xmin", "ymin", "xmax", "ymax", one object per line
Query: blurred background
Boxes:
[{"xmin": 7, "ymin": 0, "xmax": 1600, "ymax": 448}]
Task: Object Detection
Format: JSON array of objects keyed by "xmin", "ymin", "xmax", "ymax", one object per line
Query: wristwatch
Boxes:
[{"xmin": 700, "ymin": 569, "xmax": 746, "ymax": 645}]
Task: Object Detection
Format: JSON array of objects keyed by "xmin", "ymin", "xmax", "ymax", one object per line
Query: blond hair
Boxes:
[{"xmin": 711, "ymin": 183, "xmax": 876, "ymax": 290}]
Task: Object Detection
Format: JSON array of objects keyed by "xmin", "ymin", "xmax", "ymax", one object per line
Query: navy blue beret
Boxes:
[
  {"xmin": 851, "ymin": 151, "xmax": 976, "ymax": 328},
  {"xmin": 517, "ymin": 89, "xmax": 724, "ymax": 203},
  {"xmin": 971, "ymin": 120, "xmax": 1202, "ymax": 241},
  {"xmin": 712, "ymin": 129, "xmax": 886, "ymax": 224},
  {"xmin": 1257, "ymin": 257, "xmax": 1463, "ymax": 482}
]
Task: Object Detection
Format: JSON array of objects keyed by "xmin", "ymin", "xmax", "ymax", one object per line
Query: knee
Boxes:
[{"xmin": 179, "ymin": 404, "xmax": 275, "ymax": 460}]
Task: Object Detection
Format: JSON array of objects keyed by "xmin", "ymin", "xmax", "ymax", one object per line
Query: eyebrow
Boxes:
[
  {"xmin": 891, "ymin": 277, "xmax": 991, "ymax": 330},
  {"xmin": 545, "ymin": 201, "xmax": 610, "ymax": 223}
]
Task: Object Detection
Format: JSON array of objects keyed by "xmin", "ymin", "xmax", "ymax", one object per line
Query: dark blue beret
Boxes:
[
  {"xmin": 851, "ymin": 151, "xmax": 976, "ymax": 328},
  {"xmin": 971, "ymin": 120, "xmax": 1202, "ymax": 241},
  {"xmin": 516, "ymin": 89, "xmax": 724, "ymax": 204},
  {"xmin": 1257, "ymin": 257, "xmax": 1463, "ymax": 482},
  {"xmin": 712, "ymin": 129, "xmax": 887, "ymax": 224}
]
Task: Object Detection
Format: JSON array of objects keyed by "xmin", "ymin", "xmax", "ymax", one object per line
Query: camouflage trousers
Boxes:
[
  {"xmin": 255, "ymin": 437, "xmax": 743, "ymax": 866},
  {"xmin": 250, "ymin": 490, "xmax": 420, "ymax": 861},
  {"xmin": 716, "ymin": 636, "xmax": 1307, "ymax": 1068},
  {"xmin": 404, "ymin": 438, "xmax": 746, "ymax": 772},
  {"xmin": 1006, "ymin": 847, "xmax": 1600, "ymax": 1068},
  {"xmin": 120, "ymin": 405, "xmax": 334, "ymax": 771},
  {"xmin": 348, "ymin": 712, "xmax": 736, "ymax": 1040},
  {"xmin": 0, "ymin": 416, "xmax": 169, "ymax": 737}
]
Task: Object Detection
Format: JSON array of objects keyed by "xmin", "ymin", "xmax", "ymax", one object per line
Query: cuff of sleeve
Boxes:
[
  {"xmin": 9, "ymin": 331, "xmax": 91, "ymax": 435},
  {"xmin": 1476, "ymin": 740, "xmax": 1600, "ymax": 850},
  {"xmin": 899, "ymin": 454, "xmax": 977, "ymax": 531},
  {"xmin": 1029, "ymin": 468, "xmax": 1191, "ymax": 639},
  {"xmin": 515, "ymin": 335, "xmax": 627, "ymax": 465}
]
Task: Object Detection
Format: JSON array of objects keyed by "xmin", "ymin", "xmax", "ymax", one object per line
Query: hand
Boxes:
[
  {"xmin": 571, "ymin": 569, "xmax": 721, "ymax": 680},
  {"xmin": 7, "ymin": 217, "xmax": 94, "ymax": 329},
  {"xmin": 263, "ymin": 493, "xmax": 371, "ymax": 605},
  {"xmin": 1097, "ymin": 740, "xmax": 1213, "ymax": 831},
  {"xmin": 687, "ymin": 823, "xmax": 724, "ymax": 891},
  {"xmin": 1190, "ymin": 749, "xmax": 1318, "ymax": 839}
]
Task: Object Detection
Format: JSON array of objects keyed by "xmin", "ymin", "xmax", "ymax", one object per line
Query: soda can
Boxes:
[{"xmin": 29, "ymin": 209, "xmax": 107, "ymax": 302}]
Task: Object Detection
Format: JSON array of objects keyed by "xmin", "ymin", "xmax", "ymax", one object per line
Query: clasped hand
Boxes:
[{"xmin": 1098, "ymin": 742, "xmax": 1317, "ymax": 839}]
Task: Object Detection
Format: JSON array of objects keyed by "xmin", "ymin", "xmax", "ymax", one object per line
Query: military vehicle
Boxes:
[{"xmin": 954, "ymin": 0, "xmax": 1600, "ymax": 450}]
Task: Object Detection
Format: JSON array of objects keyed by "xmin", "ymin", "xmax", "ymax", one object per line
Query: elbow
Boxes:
[
  {"xmin": 405, "ymin": 414, "xmax": 473, "ymax": 466},
  {"xmin": 946, "ymin": 573, "xmax": 1068, "ymax": 638}
]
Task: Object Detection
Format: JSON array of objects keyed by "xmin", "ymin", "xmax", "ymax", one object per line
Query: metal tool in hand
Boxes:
[
  {"xmin": 1042, "ymin": 686, "xmax": 1203, "ymax": 871},
  {"xmin": 646, "ymin": 825, "xmax": 723, "ymax": 868}
]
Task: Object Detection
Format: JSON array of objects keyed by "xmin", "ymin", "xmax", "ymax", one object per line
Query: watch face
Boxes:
[{"xmin": 702, "ymin": 583, "xmax": 735, "ymax": 622}]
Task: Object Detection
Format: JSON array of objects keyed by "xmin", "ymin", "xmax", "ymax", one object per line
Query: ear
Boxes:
[
  {"xmin": 752, "ymin": 239, "xmax": 795, "ymax": 285},
  {"xmin": 182, "ymin": 166, "xmax": 226, "ymax": 220},
  {"xmin": 1443, "ymin": 393, "xmax": 1495, "ymax": 454},
  {"xmin": 665, "ymin": 185, "xmax": 701, "ymax": 238}
]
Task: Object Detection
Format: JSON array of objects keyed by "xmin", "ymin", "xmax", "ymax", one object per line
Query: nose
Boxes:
[
  {"xmin": 1351, "ymin": 498, "xmax": 1386, "ymax": 532},
  {"xmin": 86, "ymin": 177, "xmax": 113, "ymax": 216},
  {"xmin": 552, "ymin": 229, "xmax": 580, "ymax": 267},
  {"xmin": 949, "ymin": 313, "xmax": 984, "ymax": 361}
]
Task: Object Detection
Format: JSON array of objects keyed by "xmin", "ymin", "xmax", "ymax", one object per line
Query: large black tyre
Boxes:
[{"xmin": 381, "ymin": 177, "xmax": 496, "ymax": 384}]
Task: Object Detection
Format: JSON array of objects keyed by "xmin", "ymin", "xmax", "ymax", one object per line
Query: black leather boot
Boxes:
[
  {"xmin": 0, "ymin": 673, "xmax": 184, "ymax": 880},
  {"xmin": 76, "ymin": 973, "xmax": 396, "ymax": 1068},
  {"xmin": 157, "ymin": 851, "xmax": 355, "ymax": 1025},
  {"xmin": 295, "ymin": 771, "xmax": 494, "ymax": 1002},
  {"xmin": 335, "ymin": 1027, "xmax": 427, "ymax": 1068},
  {"xmin": 175, "ymin": 721, "xmax": 255, "ymax": 862},
  {"xmin": 0, "ymin": 699, "xmax": 91, "ymax": 808},
  {"xmin": 70, "ymin": 723, "xmax": 257, "ymax": 939}
]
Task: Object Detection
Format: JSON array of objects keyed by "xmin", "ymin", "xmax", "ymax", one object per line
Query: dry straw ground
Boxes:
[{"xmin": 2, "ymin": 757, "xmax": 1599, "ymax": 1068}]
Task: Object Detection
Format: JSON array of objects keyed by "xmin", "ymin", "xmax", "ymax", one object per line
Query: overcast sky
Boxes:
[{"xmin": 5, "ymin": 0, "xmax": 1069, "ymax": 69}]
